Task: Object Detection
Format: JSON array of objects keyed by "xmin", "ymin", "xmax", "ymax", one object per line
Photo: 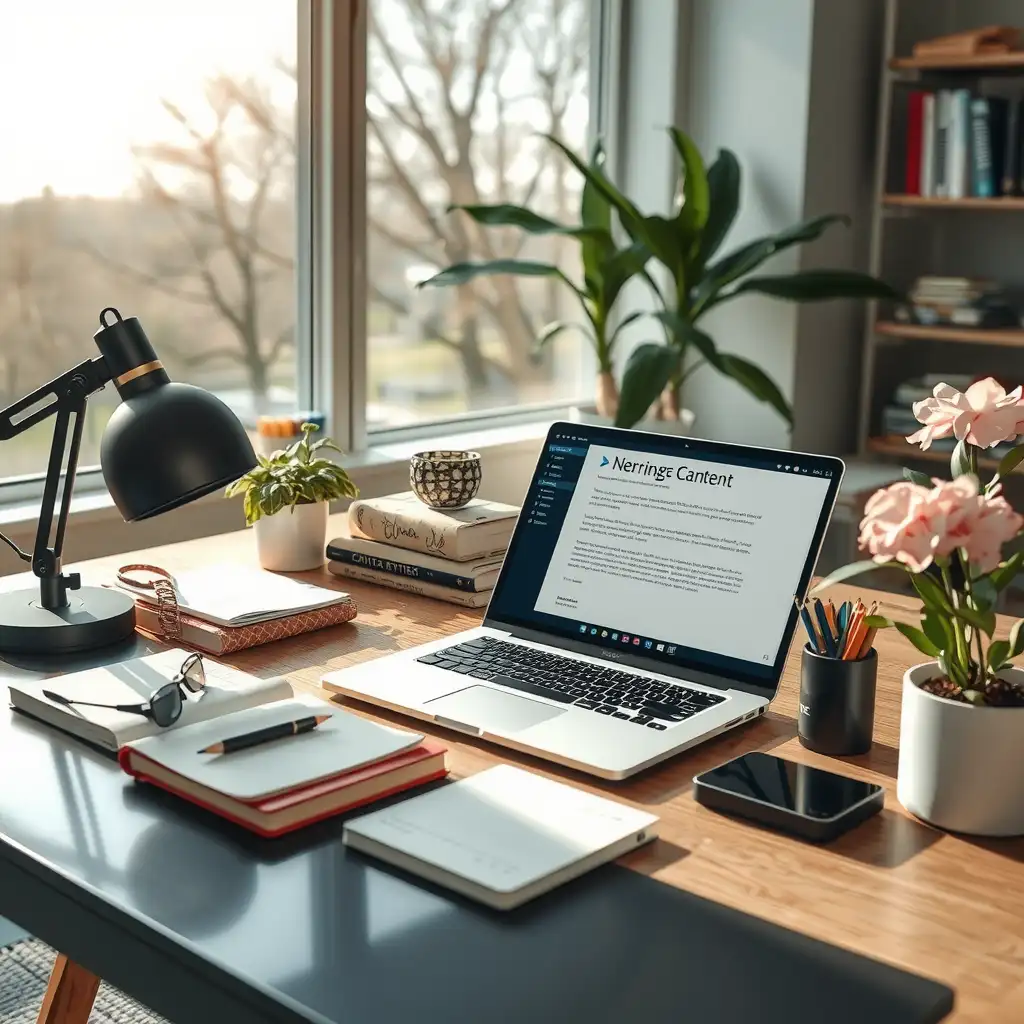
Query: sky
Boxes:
[{"xmin": 0, "ymin": 0, "xmax": 295, "ymax": 203}]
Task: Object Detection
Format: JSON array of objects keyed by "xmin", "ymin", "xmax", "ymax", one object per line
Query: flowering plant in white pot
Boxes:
[
  {"xmin": 225, "ymin": 423, "xmax": 358, "ymax": 572},
  {"xmin": 816, "ymin": 378, "xmax": 1024, "ymax": 834}
]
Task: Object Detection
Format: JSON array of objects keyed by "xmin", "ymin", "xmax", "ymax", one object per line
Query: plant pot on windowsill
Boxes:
[
  {"xmin": 225, "ymin": 422, "xmax": 358, "ymax": 574},
  {"xmin": 898, "ymin": 663, "xmax": 1024, "ymax": 836}
]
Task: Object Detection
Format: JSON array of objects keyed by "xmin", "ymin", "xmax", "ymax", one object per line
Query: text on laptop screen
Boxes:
[{"xmin": 486, "ymin": 427, "xmax": 839, "ymax": 686}]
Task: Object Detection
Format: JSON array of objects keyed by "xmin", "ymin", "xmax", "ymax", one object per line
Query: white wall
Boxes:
[{"xmin": 681, "ymin": 0, "xmax": 883, "ymax": 452}]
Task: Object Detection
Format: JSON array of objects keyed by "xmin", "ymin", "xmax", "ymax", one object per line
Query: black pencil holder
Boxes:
[{"xmin": 798, "ymin": 645, "xmax": 876, "ymax": 756}]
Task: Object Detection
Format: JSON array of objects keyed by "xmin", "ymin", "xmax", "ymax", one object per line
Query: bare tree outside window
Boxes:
[{"xmin": 367, "ymin": 0, "xmax": 590, "ymax": 428}]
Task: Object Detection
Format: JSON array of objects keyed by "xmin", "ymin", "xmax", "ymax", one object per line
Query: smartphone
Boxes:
[{"xmin": 693, "ymin": 751, "xmax": 884, "ymax": 842}]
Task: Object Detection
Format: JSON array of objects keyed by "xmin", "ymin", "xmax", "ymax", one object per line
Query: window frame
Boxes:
[{"xmin": 0, "ymin": 0, "xmax": 625, "ymax": 506}]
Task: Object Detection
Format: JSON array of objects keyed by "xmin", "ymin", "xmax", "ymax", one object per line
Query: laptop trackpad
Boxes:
[{"xmin": 425, "ymin": 685, "xmax": 566, "ymax": 733}]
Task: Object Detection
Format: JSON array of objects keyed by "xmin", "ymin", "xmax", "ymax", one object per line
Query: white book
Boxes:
[
  {"xmin": 935, "ymin": 90, "xmax": 951, "ymax": 198},
  {"xmin": 947, "ymin": 89, "xmax": 970, "ymax": 199},
  {"xmin": 343, "ymin": 765, "xmax": 659, "ymax": 910},
  {"xmin": 9, "ymin": 648, "xmax": 293, "ymax": 752},
  {"xmin": 117, "ymin": 564, "xmax": 349, "ymax": 627},
  {"xmin": 122, "ymin": 697, "xmax": 424, "ymax": 800},
  {"xmin": 921, "ymin": 92, "xmax": 936, "ymax": 196}
]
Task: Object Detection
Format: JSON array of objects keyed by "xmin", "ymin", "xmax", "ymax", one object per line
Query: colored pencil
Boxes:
[
  {"xmin": 795, "ymin": 598, "xmax": 822, "ymax": 653},
  {"xmin": 814, "ymin": 600, "xmax": 837, "ymax": 657}
]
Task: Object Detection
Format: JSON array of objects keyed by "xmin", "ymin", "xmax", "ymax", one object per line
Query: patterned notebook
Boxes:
[{"xmin": 132, "ymin": 596, "xmax": 358, "ymax": 655}]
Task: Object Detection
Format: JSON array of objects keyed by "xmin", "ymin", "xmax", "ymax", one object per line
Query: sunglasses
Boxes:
[{"xmin": 43, "ymin": 653, "xmax": 207, "ymax": 729}]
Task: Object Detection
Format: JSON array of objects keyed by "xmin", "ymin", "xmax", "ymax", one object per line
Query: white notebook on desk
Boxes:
[
  {"xmin": 343, "ymin": 765, "xmax": 659, "ymax": 909},
  {"xmin": 8, "ymin": 648, "xmax": 293, "ymax": 752},
  {"xmin": 117, "ymin": 565, "xmax": 348, "ymax": 627}
]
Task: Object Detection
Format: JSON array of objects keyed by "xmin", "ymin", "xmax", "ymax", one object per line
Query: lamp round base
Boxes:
[{"xmin": 0, "ymin": 586, "xmax": 136, "ymax": 656}]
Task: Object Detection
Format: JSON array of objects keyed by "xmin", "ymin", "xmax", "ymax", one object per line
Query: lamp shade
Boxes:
[{"xmin": 95, "ymin": 313, "xmax": 258, "ymax": 522}]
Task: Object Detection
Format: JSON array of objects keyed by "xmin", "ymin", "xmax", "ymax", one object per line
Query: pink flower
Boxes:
[
  {"xmin": 859, "ymin": 477, "xmax": 1024, "ymax": 574},
  {"xmin": 907, "ymin": 377, "xmax": 1024, "ymax": 450},
  {"xmin": 858, "ymin": 481, "xmax": 942, "ymax": 572}
]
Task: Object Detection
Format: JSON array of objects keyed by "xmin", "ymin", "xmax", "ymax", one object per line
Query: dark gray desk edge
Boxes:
[{"xmin": 0, "ymin": 837, "xmax": 329, "ymax": 1024}]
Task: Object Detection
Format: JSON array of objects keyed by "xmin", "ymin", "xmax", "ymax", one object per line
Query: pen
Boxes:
[
  {"xmin": 199, "ymin": 714, "xmax": 331, "ymax": 755},
  {"xmin": 835, "ymin": 599, "xmax": 860, "ymax": 659},
  {"xmin": 813, "ymin": 600, "xmax": 837, "ymax": 658}
]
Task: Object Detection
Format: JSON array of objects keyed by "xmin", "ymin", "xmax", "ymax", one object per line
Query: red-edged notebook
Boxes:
[{"xmin": 120, "ymin": 739, "xmax": 448, "ymax": 838}]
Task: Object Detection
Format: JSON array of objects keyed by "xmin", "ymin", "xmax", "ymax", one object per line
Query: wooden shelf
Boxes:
[
  {"xmin": 890, "ymin": 52, "xmax": 1024, "ymax": 71},
  {"xmin": 866, "ymin": 437, "xmax": 1018, "ymax": 474},
  {"xmin": 883, "ymin": 194, "xmax": 1024, "ymax": 210},
  {"xmin": 875, "ymin": 321, "xmax": 1024, "ymax": 347}
]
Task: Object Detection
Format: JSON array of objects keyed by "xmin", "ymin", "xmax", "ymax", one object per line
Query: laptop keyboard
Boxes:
[{"xmin": 416, "ymin": 637, "xmax": 727, "ymax": 730}]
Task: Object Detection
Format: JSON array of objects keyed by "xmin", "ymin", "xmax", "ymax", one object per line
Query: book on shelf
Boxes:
[
  {"xmin": 326, "ymin": 524, "xmax": 504, "ymax": 593},
  {"xmin": 906, "ymin": 90, "xmax": 925, "ymax": 196},
  {"xmin": 119, "ymin": 696, "xmax": 446, "ymax": 837},
  {"xmin": 8, "ymin": 648, "xmax": 294, "ymax": 753},
  {"xmin": 1004, "ymin": 98, "xmax": 1021, "ymax": 196},
  {"xmin": 947, "ymin": 89, "xmax": 970, "ymax": 199},
  {"xmin": 327, "ymin": 560, "xmax": 491, "ymax": 608},
  {"xmin": 920, "ymin": 92, "xmax": 936, "ymax": 196},
  {"xmin": 348, "ymin": 491, "xmax": 519, "ymax": 562},
  {"xmin": 934, "ymin": 90, "xmax": 951, "ymax": 198},
  {"xmin": 971, "ymin": 97, "xmax": 995, "ymax": 198}
]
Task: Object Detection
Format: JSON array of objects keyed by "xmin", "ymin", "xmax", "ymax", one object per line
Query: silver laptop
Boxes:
[{"xmin": 326, "ymin": 422, "xmax": 843, "ymax": 779}]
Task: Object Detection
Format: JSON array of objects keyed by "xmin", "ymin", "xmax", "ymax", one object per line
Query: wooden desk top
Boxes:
[{"xmin": 74, "ymin": 516, "xmax": 1024, "ymax": 1023}]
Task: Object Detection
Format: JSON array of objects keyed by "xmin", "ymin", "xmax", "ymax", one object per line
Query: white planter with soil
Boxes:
[
  {"xmin": 254, "ymin": 501, "xmax": 329, "ymax": 572},
  {"xmin": 898, "ymin": 662, "xmax": 1024, "ymax": 836}
]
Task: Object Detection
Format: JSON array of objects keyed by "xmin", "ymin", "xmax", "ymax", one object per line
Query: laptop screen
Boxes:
[{"xmin": 485, "ymin": 422, "xmax": 843, "ymax": 697}]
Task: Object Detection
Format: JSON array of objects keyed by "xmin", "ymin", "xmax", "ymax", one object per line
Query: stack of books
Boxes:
[
  {"xmin": 905, "ymin": 89, "xmax": 1024, "ymax": 199},
  {"xmin": 894, "ymin": 276, "xmax": 1018, "ymax": 329},
  {"xmin": 327, "ymin": 491, "xmax": 520, "ymax": 608}
]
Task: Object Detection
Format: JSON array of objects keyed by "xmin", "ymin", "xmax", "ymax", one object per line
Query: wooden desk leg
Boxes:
[{"xmin": 36, "ymin": 954, "xmax": 100, "ymax": 1024}]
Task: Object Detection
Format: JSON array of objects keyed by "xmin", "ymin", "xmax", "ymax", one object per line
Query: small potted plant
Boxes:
[
  {"xmin": 225, "ymin": 422, "xmax": 359, "ymax": 572},
  {"xmin": 817, "ymin": 378, "xmax": 1024, "ymax": 836}
]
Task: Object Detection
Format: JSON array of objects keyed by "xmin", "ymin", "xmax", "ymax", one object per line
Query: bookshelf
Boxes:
[
  {"xmin": 882, "ymin": 194, "xmax": 1024, "ymax": 210},
  {"xmin": 874, "ymin": 321, "xmax": 1024, "ymax": 346},
  {"xmin": 858, "ymin": 1, "xmax": 1024, "ymax": 481},
  {"xmin": 889, "ymin": 52, "xmax": 1024, "ymax": 72},
  {"xmin": 866, "ymin": 436, "xmax": 1013, "ymax": 474}
]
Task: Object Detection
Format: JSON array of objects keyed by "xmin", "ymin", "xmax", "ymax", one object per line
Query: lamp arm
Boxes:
[{"xmin": 0, "ymin": 357, "xmax": 112, "ymax": 611}]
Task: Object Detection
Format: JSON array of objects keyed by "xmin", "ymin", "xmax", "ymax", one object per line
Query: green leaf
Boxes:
[
  {"xmin": 692, "ymin": 213, "xmax": 851, "ymax": 314},
  {"xmin": 667, "ymin": 126, "xmax": 710, "ymax": 238},
  {"xmin": 989, "ymin": 551, "xmax": 1024, "ymax": 592},
  {"xmin": 717, "ymin": 353, "xmax": 793, "ymax": 425},
  {"xmin": 903, "ymin": 467, "xmax": 934, "ymax": 488},
  {"xmin": 580, "ymin": 140, "xmax": 615, "ymax": 289},
  {"xmin": 614, "ymin": 344, "xmax": 680, "ymax": 428},
  {"xmin": 912, "ymin": 573, "xmax": 953, "ymax": 614},
  {"xmin": 810, "ymin": 559, "xmax": 881, "ymax": 593},
  {"xmin": 1009, "ymin": 619, "xmax": 1024, "ymax": 659},
  {"xmin": 726, "ymin": 269, "xmax": 902, "ymax": 303},
  {"xmin": 543, "ymin": 133, "xmax": 646, "ymax": 240},
  {"xmin": 950, "ymin": 603, "xmax": 996, "ymax": 637},
  {"xmin": 449, "ymin": 203, "xmax": 608, "ymax": 242},
  {"xmin": 894, "ymin": 621, "xmax": 941, "ymax": 657},
  {"xmin": 534, "ymin": 321, "xmax": 576, "ymax": 353},
  {"xmin": 696, "ymin": 148, "xmax": 740, "ymax": 269},
  {"xmin": 600, "ymin": 241, "xmax": 651, "ymax": 309},
  {"xmin": 951, "ymin": 439, "xmax": 973, "ymax": 480},
  {"xmin": 865, "ymin": 615, "xmax": 893, "ymax": 628},
  {"xmin": 417, "ymin": 259, "xmax": 571, "ymax": 290},
  {"xmin": 938, "ymin": 650, "xmax": 967, "ymax": 688},
  {"xmin": 962, "ymin": 688, "xmax": 987, "ymax": 705},
  {"xmin": 971, "ymin": 575, "xmax": 998, "ymax": 611},
  {"xmin": 651, "ymin": 310, "xmax": 721, "ymax": 363},
  {"xmin": 922, "ymin": 608, "xmax": 954, "ymax": 652},
  {"xmin": 988, "ymin": 639, "xmax": 1011, "ymax": 670},
  {"xmin": 997, "ymin": 444, "xmax": 1024, "ymax": 480},
  {"xmin": 639, "ymin": 215, "xmax": 685, "ymax": 279}
]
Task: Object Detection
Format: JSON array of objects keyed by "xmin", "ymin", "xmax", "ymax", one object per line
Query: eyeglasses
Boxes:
[{"xmin": 43, "ymin": 653, "xmax": 206, "ymax": 728}]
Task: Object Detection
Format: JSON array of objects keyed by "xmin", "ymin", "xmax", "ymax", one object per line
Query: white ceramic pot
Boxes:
[
  {"xmin": 897, "ymin": 662, "xmax": 1024, "ymax": 836},
  {"xmin": 571, "ymin": 405, "xmax": 696, "ymax": 436},
  {"xmin": 254, "ymin": 501, "xmax": 329, "ymax": 572}
]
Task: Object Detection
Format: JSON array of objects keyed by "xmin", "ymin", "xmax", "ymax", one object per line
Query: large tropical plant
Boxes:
[
  {"xmin": 546, "ymin": 128, "xmax": 902, "ymax": 428},
  {"xmin": 416, "ymin": 142, "xmax": 652, "ymax": 418}
]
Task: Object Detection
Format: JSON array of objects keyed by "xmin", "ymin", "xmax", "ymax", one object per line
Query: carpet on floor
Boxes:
[{"xmin": 0, "ymin": 937, "xmax": 166, "ymax": 1023}]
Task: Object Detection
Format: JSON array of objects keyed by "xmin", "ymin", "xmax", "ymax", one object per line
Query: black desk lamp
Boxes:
[{"xmin": 0, "ymin": 307, "xmax": 258, "ymax": 656}]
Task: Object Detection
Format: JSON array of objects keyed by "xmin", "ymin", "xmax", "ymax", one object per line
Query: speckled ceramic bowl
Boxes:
[{"xmin": 410, "ymin": 450, "xmax": 482, "ymax": 509}]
